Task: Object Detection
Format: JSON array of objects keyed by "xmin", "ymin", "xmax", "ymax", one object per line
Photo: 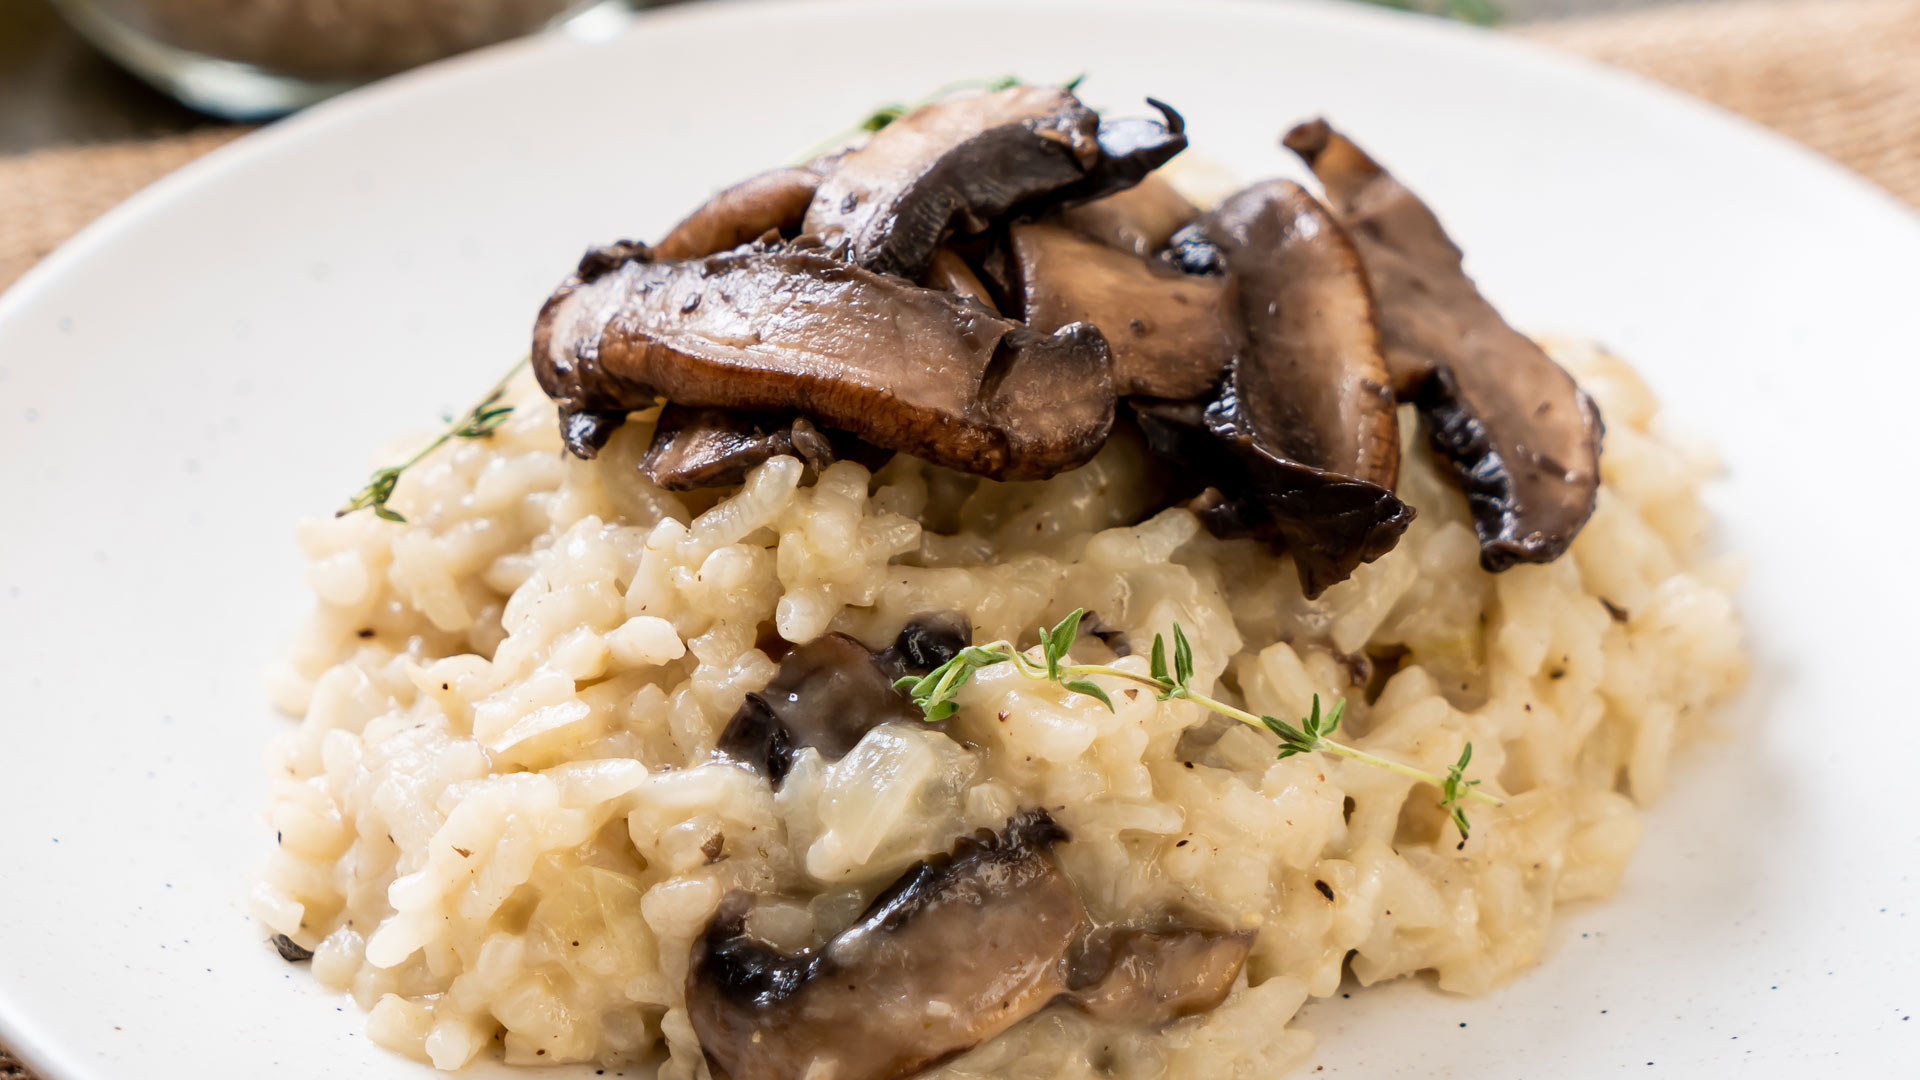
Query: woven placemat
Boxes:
[
  {"xmin": 1524, "ymin": 0, "xmax": 1920, "ymax": 205},
  {"xmin": 0, "ymin": 125, "xmax": 250, "ymax": 291},
  {"xmin": 0, "ymin": 0, "xmax": 1915, "ymax": 1075}
]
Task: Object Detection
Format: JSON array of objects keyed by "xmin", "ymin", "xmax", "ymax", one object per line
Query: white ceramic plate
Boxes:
[{"xmin": 3, "ymin": 0, "xmax": 1918, "ymax": 1076}]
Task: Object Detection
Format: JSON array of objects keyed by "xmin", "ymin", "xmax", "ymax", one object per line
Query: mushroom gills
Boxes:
[
  {"xmin": 1283, "ymin": 118, "xmax": 1602, "ymax": 569},
  {"xmin": 532, "ymin": 240, "xmax": 1116, "ymax": 481},
  {"xmin": 714, "ymin": 615, "xmax": 972, "ymax": 783},
  {"xmin": 639, "ymin": 404, "xmax": 891, "ymax": 491},
  {"xmin": 686, "ymin": 811, "xmax": 1082, "ymax": 1080}
]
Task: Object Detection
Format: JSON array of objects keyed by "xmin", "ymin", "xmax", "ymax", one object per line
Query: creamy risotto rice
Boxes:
[{"xmin": 257, "ymin": 338, "xmax": 1745, "ymax": 1075}]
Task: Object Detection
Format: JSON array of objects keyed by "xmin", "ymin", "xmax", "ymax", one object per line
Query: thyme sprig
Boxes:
[
  {"xmin": 1440, "ymin": 742, "xmax": 1483, "ymax": 840},
  {"xmin": 337, "ymin": 356, "xmax": 528, "ymax": 523},
  {"xmin": 895, "ymin": 608, "xmax": 1504, "ymax": 840}
]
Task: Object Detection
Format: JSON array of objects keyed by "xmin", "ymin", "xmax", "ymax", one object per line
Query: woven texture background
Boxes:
[
  {"xmin": 1524, "ymin": 0, "xmax": 1920, "ymax": 205},
  {"xmin": 1, "ymin": 0, "xmax": 1916, "ymax": 1074}
]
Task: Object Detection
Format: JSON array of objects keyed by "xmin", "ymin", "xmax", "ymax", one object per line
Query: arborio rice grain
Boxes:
[{"xmin": 256, "ymin": 338, "xmax": 1746, "ymax": 1075}]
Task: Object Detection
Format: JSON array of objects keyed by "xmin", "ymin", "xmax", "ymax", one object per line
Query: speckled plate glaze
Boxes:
[{"xmin": 2, "ymin": 0, "xmax": 1917, "ymax": 1076}]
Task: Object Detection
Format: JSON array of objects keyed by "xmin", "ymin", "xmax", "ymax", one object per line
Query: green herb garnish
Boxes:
[
  {"xmin": 1360, "ymin": 0, "xmax": 1502, "ymax": 26},
  {"xmin": 895, "ymin": 609, "xmax": 1504, "ymax": 841},
  {"xmin": 337, "ymin": 356, "xmax": 527, "ymax": 523},
  {"xmin": 1439, "ymin": 742, "xmax": 1483, "ymax": 843}
]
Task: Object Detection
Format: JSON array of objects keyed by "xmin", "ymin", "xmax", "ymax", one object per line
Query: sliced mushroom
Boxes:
[
  {"xmin": 1078, "ymin": 609, "xmax": 1131, "ymax": 659},
  {"xmin": 1283, "ymin": 119, "xmax": 1603, "ymax": 569},
  {"xmin": 874, "ymin": 612, "xmax": 974, "ymax": 683},
  {"xmin": 1039, "ymin": 98, "xmax": 1189, "ymax": 209},
  {"xmin": 714, "ymin": 633, "xmax": 919, "ymax": 783},
  {"xmin": 920, "ymin": 246, "xmax": 998, "ymax": 309},
  {"xmin": 804, "ymin": 89, "xmax": 1187, "ymax": 280},
  {"xmin": 1067, "ymin": 926, "xmax": 1254, "ymax": 1025},
  {"xmin": 1133, "ymin": 391, "xmax": 1413, "ymax": 598},
  {"xmin": 1011, "ymin": 222, "xmax": 1234, "ymax": 400},
  {"xmin": 532, "ymin": 240, "xmax": 1115, "ymax": 480},
  {"xmin": 1128, "ymin": 179, "xmax": 1411, "ymax": 596},
  {"xmin": 639, "ymin": 405, "xmax": 890, "ymax": 491},
  {"xmin": 715, "ymin": 615, "xmax": 972, "ymax": 783},
  {"xmin": 686, "ymin": 811, "xmax": 1081, "ymax": 1080},
  {"xmin": 804, "ymin": 87, "xmax": 1102, "ymax": 279},
  {"xmin": 654, "ymin": 166, "xmax": 825, "ymax": 261},
  {"xmin": 1056, "ymin": 171, "xmax": 1198, "ymax": 258},
  {"xmin": 1163, "ymin": 221, "xmax": 1226, "ymax": 276},
  {"xmin": 1205, "ymin": 180, "xmax": 1399, "ymax": 490}
]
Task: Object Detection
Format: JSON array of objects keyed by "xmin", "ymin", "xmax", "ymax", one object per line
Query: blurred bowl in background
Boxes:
[{"xmin": 48, "ymin": 0, "xmax": 635, "ymax": 119}]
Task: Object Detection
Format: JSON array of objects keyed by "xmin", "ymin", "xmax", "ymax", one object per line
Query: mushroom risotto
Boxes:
[{"xmin": 257, "ymin": 83, "xmax": 1747, "ymax": 1077}]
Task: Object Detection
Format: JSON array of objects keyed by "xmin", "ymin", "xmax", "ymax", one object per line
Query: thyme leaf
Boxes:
[{"xmin": 1439, "ymin": 742, "xmax": 1483, "ymax": 843}]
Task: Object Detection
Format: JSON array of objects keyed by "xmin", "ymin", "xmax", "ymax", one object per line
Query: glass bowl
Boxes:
[{"xmin": 50, "ymin": 0, "xmax": 631, "ymax": 119}]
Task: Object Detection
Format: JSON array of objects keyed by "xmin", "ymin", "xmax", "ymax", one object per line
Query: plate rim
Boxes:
[
  {"xmin": 3, "ymin": 0, "xmax": 1914, "ymax": 329},
  {"xmin": 3, "ymin": 1, "xmax": 1918, "ymax": 1076}
]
